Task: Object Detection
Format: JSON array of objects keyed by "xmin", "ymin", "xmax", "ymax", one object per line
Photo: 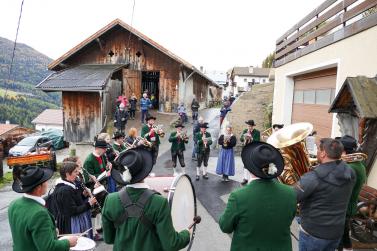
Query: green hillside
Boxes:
[{"xmin": 0, "ymin": 37, "xmax": 61, "ymax": 127}]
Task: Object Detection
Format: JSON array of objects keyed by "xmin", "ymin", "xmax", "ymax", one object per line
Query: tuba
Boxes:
[
  {"xmin": 261, "ymin": 127, "xmax": 273, "ymax": 142},
  {"xmin": 267, "ymin": 122, "xmax": 313, "ymax": 185},
  {"xmin": 342, "ymin": 152, "xmax": 367, "ymax": 163}
]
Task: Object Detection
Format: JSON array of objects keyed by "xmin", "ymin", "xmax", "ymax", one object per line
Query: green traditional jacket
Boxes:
[
  {"xmin": 195, "ymin": 131, "xmax": 212, "ymax": 153},
  {"xmin": 112, "ymin": 143, "xmax": 126, "ymax": 153},
  {"xmin": 83, "ymin": 153, "xmax": 107, "ymax": 182},
  {"xmin": 141, "ymin": 124, "xmax": 161, "ymax": 145},
  {"xmin": 8, "ymin": 197, "xmax": 70, "ymax": 251},
  {"xmin": 219, "ymin": 180, "xmax": 296, "ymax": 251},
  {"xmin": 102, "ymin": 187, "xmax": 190, "ymax": 251},
  {"xmin": 240, "ymin": 128, "xmax": 260, "ymax": 143},
  {"xmin": 347, "ymin": 161, "xmax": 367, "ymax": 216},
  {"xmin": 169, "ymin": 131, "xmax": 188, "ymax": 152}
]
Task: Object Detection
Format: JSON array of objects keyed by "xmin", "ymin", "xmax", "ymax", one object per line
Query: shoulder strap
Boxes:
[{"xmin": 114, "ymin": 188, "xmax": 159, "ymax": 229}]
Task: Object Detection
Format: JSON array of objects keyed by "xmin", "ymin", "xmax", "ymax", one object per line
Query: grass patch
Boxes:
[
  {"xmin": 0, "ymin": 88, "xmax": 19, "ymax": 98},
  {"xmin": 0, "ymin": 172, "xmax": 14, "ymax": 189}
]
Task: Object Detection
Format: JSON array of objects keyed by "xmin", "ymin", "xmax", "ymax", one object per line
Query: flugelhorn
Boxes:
[
  {"xmin": 243, "ymin": 131, "xmax": 253, "ymax": 146},
  {"xmin": 178, "ymin": 130, "xmax": 189, "ymax": 141},
  {"xmin": 152, "ymin": 124, "xmax": 165, "ymax": 138},
  {"xmin": 223, "ymin": 134, "xmax": 231, "ymax": 147}
]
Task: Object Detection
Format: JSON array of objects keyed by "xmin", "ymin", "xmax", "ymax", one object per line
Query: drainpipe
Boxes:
[{"xmin": 181, "ymin": 69, "xmax": 195, "ymax": 106}]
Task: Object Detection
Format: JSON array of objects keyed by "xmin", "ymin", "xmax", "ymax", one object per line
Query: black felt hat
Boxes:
[
  {"xmin": 199, "ymin": 122, "xmax": 209, "ymax": 129},
  {"xmin": 336, "ymin": 135, "xmax": 357, "ymax": 154},
  {"xmin": 111, "ymin": 147, "xmax": 153, "ymax": 185},
  {"xmin": 12, "ymin": 166, "xmax": 53, "ymax": 193},
  {"xmin": 272, "ymin": 124, "xmax": 284, "ymax": 129},
  {"xmin": 241, "ymin": 141, "xmax": 284, "ymax": 179},
  {"xmin": 245, "ymin": 120, "xmax": 256, "ymax": 126},
  {"xmin": 94, "ymin": 139, "xmax": 108, "ymax": 148},
  {"xmin": 145, "ymin": 115, "xmax": 157, "ymax": 121},
  {"xmin": 112, "ymin": 131, "xmax": 125, "ymax": 139},
  {"xmin": 175, "ymin": 123, "xmax": 185, "ymax": 128}
]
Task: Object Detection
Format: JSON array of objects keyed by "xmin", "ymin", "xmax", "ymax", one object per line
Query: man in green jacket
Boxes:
[
  {"xmin": 103, "ymin": 147, "xmax": 191, "ymax": 251},
  {"xmin": 169, "ymin": 123, "xmax": 189, "ymax": 176},
  {"xmin": 112, "ymin": 131, "xmax": 126, "ymax": 153},
  {"xmin": 9, "ymin": 165, "xmax": 78, "ymax": 251},
  {"xmin": 240, "ymin": 119, "xmax": 261, "ymax": 185},
  {"xmin": 141, "ymin": 115, "xmax": 162, "ymax": 165},
  {"xmin": 219, "ymin": 141, "xmax": 296, "ymax": 251},
  {"xmin": 194, "ymin": 122, "xmax": 212, "ymax": 180},
  {"xmin": 337, "ymin": 135, "xmax": 367, "ymax": 250}
]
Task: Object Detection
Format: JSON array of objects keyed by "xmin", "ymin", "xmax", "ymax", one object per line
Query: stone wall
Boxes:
[{"xmin": 222, "ymin": 82, "xmax": 274, "ymax": 153}]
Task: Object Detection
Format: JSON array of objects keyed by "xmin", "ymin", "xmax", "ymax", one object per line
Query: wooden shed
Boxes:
[
  {"xmin": 0, "ymin": 123, "xmax": 34, "ymax": 157},
  {"xmin": 37, "ymin": 19, "xmax": 220, "ymax": 143},
  {"xmin": 329, "ymin": 76, "xmax": 377, "ymax": 186}
]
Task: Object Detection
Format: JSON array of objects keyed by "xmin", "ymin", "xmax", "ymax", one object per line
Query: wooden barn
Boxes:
[{"xmin": 36, "ymin": 19, "xmax": 221, "ymax": 143}]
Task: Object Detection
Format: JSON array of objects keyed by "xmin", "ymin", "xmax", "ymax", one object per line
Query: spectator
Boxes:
[
  {"xmin": 219, "ymin": 104, "xmax": 231, "ymax": 126},
  {"xmin": 191, "ymin": 97, "xmax": 200, "ymax": 121},
  {"xmin": 177, "ymin": 102, "xmax": 187, "ymax": 124},
  {"xmin": 114, "ymin": 103, "xmax": 129, "ymax": 133},
  {"xmin": 140, "ymin": 93, "xmax": 152, "ymax": 123},
  {"xmin": 129, "ymin": 93, "xmax": 137, "ymax": 120},
  {"xmin": 295, "ymin": 138, "xmax": 356, "ymax": 251},
  {"xmin": 192, "ymin": 117, "xmax": 204, "ymax": 160}
]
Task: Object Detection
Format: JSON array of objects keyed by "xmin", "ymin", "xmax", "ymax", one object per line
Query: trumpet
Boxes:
[
  {"xmin": 152, "ymin": 124, "xmax": 165, "ymax": 138},
  {"xmin": 177, "ymin": 130, "xmax": 189, "ymax": 141},
  {"xmin": 131, "ymin": 136, "xmax": 153, "ymax": 148},
  {"xmin": 243, "ymin": 132, "xmax": 253, "ymax": 146}
]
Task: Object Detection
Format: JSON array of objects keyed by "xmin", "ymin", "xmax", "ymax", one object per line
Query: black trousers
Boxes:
[
  {"xmin": 338, "ymin": 217, "xmax": 352, "ymax": 250},
  {"xmin": 129, "ymin": 109, "xmax": 136, "ymax": 118},
  {"xmin": 171, "ymin": 150, "xmax": 185, "ymax": 168},
  {"xmin": 197, "ymin": 151, "xmax": 210, "ymax": 167},
  {"xmin": 151, "ymin": 144, "xmax": 159, "ymax": 166}
]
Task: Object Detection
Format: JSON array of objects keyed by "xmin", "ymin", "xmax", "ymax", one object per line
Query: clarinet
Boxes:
[{"xmin": 76, "ymin": 177, "xmax": 102, "ymax": 213}]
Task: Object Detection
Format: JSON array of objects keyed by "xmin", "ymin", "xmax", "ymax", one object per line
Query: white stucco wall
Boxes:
[
  {"xmin": 35, "ymin": 124, "xmax": 63, "ymax": 132},
  {"xmin": 272, "ymin": 25, "xmax": 377, "ymax": 188}
]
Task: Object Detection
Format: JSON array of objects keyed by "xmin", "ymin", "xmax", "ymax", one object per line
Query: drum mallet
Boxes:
[{"xmin": 188, "ymin": 216, "xmax": 201, "ymax": 229}]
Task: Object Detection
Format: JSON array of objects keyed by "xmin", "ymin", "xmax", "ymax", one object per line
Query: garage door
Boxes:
[{"xmin": 292, "ymin": 68, "xmax": 337, "ymax": 139}]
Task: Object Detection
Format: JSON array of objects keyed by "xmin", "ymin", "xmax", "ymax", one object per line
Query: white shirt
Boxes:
[
  {"xmin": 126, "ymin": 183, "xmax": 150, "ymax": 189},
  {"xmin": 24, "ymin": 193, "xmax": 46, "ymax": 206}
]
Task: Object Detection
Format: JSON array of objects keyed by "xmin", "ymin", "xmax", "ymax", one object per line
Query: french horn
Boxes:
[{"xmin": 267, "ymin": 122, "xmax": 313, "ymax": 185}]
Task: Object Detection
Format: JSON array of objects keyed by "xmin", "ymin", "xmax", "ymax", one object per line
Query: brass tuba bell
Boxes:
[{"xmin": 267, "ymin": 122, "xmax": 313, "ymax": 185}]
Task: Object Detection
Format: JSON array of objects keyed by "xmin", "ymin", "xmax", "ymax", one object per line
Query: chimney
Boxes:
[
  {"xmin": 200, "ymin": 66, "xmax": 204, "ymax": 72},
  {"xmin": 5, "ymin": 120, "xmax": 10, "ymax": 124},
  {"xmin": 248, "ymin": 66, "xmax": 254, "ymax": 74}
]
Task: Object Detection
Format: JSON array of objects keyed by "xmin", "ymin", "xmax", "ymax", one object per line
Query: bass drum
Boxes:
[{"xmin": 145, "ymin": 174, "xmax": 197, "ymax": 250}]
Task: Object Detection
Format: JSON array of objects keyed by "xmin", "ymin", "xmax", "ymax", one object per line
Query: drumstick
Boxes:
[
  {"xmin": 58, "ymin": 228, "xmax": 92, "ymax": 237},
  {"xmin": 188, "ymin": 216, "xmax": 201, "ymax": 229}
]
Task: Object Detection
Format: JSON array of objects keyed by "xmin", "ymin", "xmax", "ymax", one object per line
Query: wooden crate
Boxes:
[{"xmin": 7, "ymin": 153, "xmax": 52, "ymax": 167}]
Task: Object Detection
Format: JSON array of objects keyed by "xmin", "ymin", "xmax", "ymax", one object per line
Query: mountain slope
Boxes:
[{"xmin": 0, "ymin": 36, "xmax": 61, "ymax": 127}]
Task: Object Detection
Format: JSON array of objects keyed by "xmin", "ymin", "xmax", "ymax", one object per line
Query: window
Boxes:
[
  {"xmin": 315, "ymin": 89, "xmax": 331, "ymax": 105},
  {"xmin": 330, "ymin": 88, "xmax": 336, "ymax": 103},
  {"xmin": 303, "ymin": 90, "xmax": 315, "ymax": 104},
  {"xmin": 294, "ymin": 90, "xmax": 304, "ymax": 103}
]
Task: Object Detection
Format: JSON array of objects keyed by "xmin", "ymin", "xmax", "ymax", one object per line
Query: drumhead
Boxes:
[
  {"xmin": 59, "ymin": 236, "xmax": 96, "ymax": 251},
  {"xmin": 168, "ymin": 174, "xmax": 196, "ymax": 233}
]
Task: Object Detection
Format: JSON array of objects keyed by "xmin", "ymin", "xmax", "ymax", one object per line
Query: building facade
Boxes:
[{"xmin": 228, "ymin": 66, "xmax": 271, "ymax": 95}]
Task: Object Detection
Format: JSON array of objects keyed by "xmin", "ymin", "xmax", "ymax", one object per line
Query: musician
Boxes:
[
  {"xmin": 102, "ymin": 147, "xmax": 191, "ymax": 251},
  {"xmin": 83, "ymin": 139, "xmax": 109, "ymax": 239},
  {"xmin": 141, "ymin": 115, "xmax": 161, "ymax": 165},
  {"xmin": 169, "ymin": 123, "xmax": 189, "ymax": 175},
  {"xmin": 97, "ymin": 133, "xmax": 117, "ymax": 193},
  {"xmin": 195, "ymin": 122, "xmax": 212, "ymax": 180},
  {"xmin": 126, "ymin": 127, "xmax": 138, "ymax": 146},
  {"xmin": 216, "ymin": 125, "xmax": 237, "ymax": 182},
  {"xmin": 114, "ymin": 102, "xmax": 129, "ymax": 133},
  {"xmin": 9, "ymin": 165, "xmax": 78, "ymax": 251},
  {"xmin": 192, "ymin": 116, "xmax": 204, "ymax": 160},
  {"xmin": 219, "ymin": 142, "xmax": 296, "ymax": 250},
  {"xmin": 48, "ymin": 161, "xmax": 97, "ymax": 238},
  {"xmin": 112, "ymin": 131, "xmax": 126, "ymax": 153},
  {"xmin": 240, "ymin": 120, "xmax": 260, "ymax": 185},
  {"xmin": 295, "ymin": 138, "xmax": 356, "ymax": 250},
  {"xmin": 337, "ymin": 135, "xmax": 367, "ymax": 251}
]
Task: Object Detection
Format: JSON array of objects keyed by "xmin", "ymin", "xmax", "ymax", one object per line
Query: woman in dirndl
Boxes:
[
  {"xmin": 216, "ymin": 125, "xmax": 237, "ymax": 181},
  {"xmin": 49, "ymin": 161, "xmax": 97, "ymax": 237}
]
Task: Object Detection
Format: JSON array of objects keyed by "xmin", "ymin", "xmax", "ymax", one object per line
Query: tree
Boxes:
[{"xmin": 262, "ymin": 53, "xmax": 275, "ymax": 68}]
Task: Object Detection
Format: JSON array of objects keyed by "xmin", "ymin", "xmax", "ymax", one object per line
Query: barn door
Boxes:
[{"xmin": 123, "ymin": 69, "xmax": 141, "ymax": 99}]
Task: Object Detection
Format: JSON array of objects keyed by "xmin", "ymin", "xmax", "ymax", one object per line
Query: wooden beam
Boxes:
[
  {"xmin": 276, "ymin": 0, "xmax": 377, "ymax": 60},
  {"xmin": 274, "ymin": 11, "xmax": 377, "ymax": 67}
]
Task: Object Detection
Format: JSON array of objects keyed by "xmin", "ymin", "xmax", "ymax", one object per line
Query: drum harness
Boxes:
[{"xmin": 114, "ymin": 188, "xmax": 161, "ymax": 230}]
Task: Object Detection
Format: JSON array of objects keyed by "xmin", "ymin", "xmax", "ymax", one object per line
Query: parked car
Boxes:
[{"xmin": 8, "ymin": 135, "xmax": 52, "ymax": 157}]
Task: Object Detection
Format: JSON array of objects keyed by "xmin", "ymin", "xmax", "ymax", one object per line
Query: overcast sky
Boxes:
[{"xmin": 1, "ymin": 0, "xmax": 324, "ymax": 71}]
